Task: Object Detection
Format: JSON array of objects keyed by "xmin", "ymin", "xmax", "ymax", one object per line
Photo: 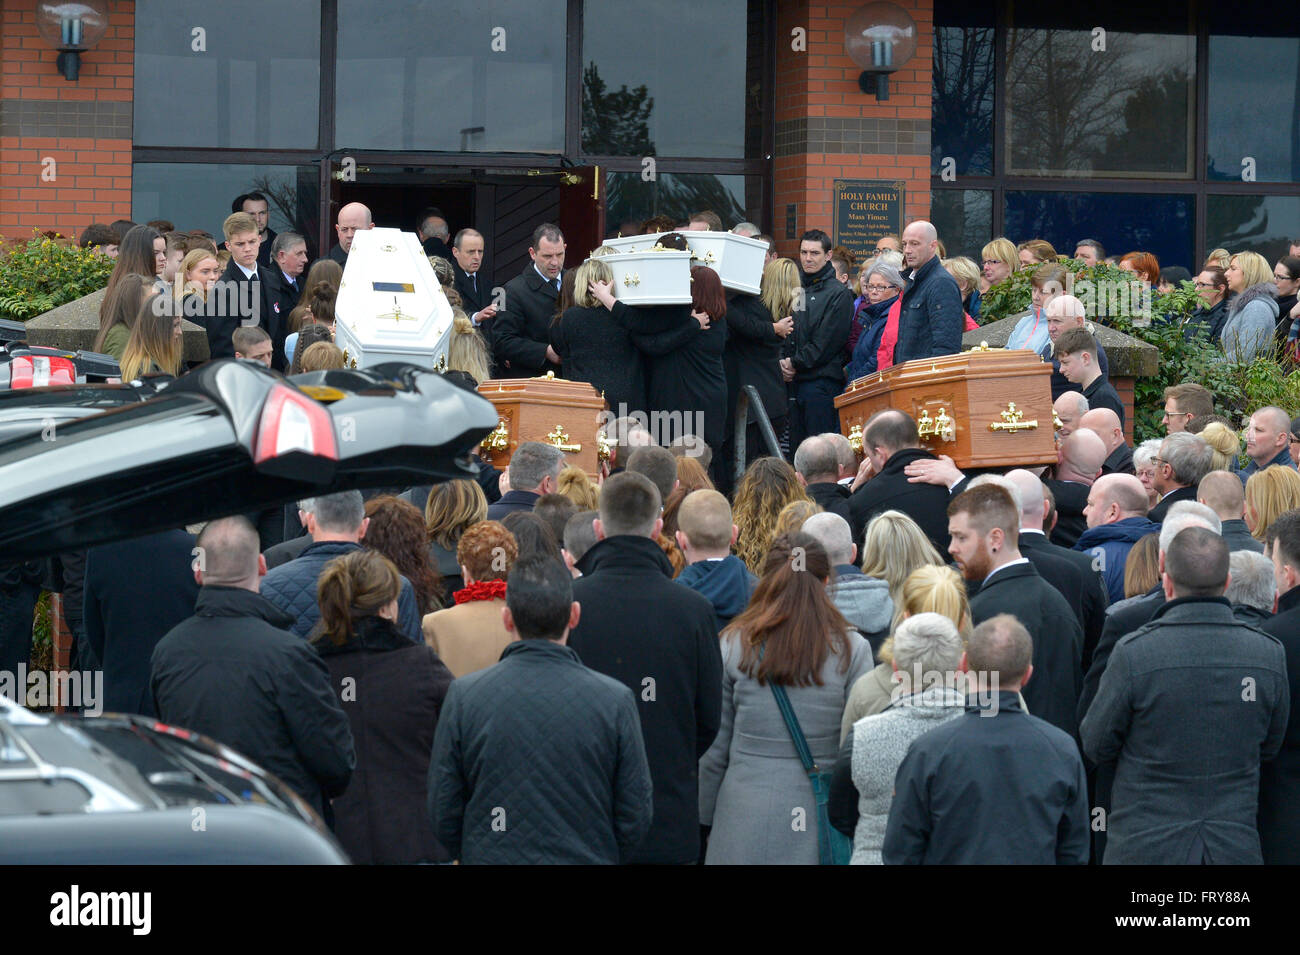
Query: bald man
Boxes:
[
  {"xmin": 1044, "ymin": 294, "xmax": 1110, "ymax": 399},
  {"xmin": 889, "ymin": 220, "xmax": 964, "ymax": 366},
  {"xmin": 1054, "ymin": 391, "xmax": 1089, "ymax": 440},
  {"xmin": 1080, "ymin": 407, "xmax": 1134, "ymax": 476},
  {"xmin": 1044, "ymin": 429, "xmax": 1108, "ymax": 549},
  {"xmin": 1075, "ymin": 473, "xmax": 1159, "ymax": 603},
  {"xmin": 328, "ymin": 202, "xmax": 374, "ymax": 266},
  {"xmin": 1239, "ymin": 405, "xmax": 1294, "ymax": 484},
  {"xmin": 1198, "ymin": 470, "xmax": 1264, "ymax": 553}
]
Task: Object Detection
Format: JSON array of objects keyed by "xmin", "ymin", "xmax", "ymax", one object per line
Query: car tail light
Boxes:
[
  {"xmin": 3, "ymin": 355, "xmax": 77, "ymax": 389},
  {"xmin": 253, "ymin": 385, "xmax": 338, "ymax": 464}
]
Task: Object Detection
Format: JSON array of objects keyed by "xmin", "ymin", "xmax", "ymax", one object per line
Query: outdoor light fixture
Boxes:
[
  {"xmin": 844, "ymin": 2, "xmax": 918, "ymax": 101},
  {"xmin": 34, "ymin": 0, "xmax": 110, "ymax": 81}
]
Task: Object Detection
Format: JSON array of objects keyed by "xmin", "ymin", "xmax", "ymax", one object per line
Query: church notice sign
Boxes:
[{"xmin": 832, "ymin": 179, "xmax": 904, "ymax": 263}]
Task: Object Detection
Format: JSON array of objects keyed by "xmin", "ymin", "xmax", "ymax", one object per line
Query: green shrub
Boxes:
[{"xmin": 0, "ymin": 233, "xmax": 115, "ymax": 322}]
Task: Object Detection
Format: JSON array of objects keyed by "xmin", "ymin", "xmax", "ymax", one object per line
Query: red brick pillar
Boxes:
[
  {"xmin": 50, "ymin": 593, "xmax": 73, "ymax": 714},
  {"xmin": 772, "ymin": 0, "xmax": 934, "ymax": 257},
  {"xmin": 0, "ymin": 0, "xmax": 135, "ymax": 241}
]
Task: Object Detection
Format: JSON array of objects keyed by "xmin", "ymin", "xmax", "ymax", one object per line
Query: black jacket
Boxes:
[
  {"xmin": 258, "ymin": 266, "xmax": 300, "ymax": 370},
  {"xmin": 805, "ymin": 481, "xmax": 854, "ymax": 535},
  {"xmin": 1183, "ymin": 297, "xmax": 1230, "ymax": 343},
  {"xmin": 848, "ymin": 447, "xmax": 954, "ymax": 554},
  {"xmin": 1082, "ymin": 376, "xmax": 1125, "ymax": 431},
  {"xmin": 632, "ymin": 307, "xmax": 729, "ymax": 450},
  {"xmin": 1148, "ymin": 484, "xmax": 1196, "ymax": 524},
  {"xmin": 84, "ymin": 529, "xmax": 200, "ymax": 716},
  {"xmin": 263, "ymin": 533, "xmax": 312, "ymax": 570},
  {"xmin": 892, "ymin": 254, "xmax": 965, "ymax": 366},
  {"xmin": 882, "ymin": 692, "xmax": 1090, "ymax": 864},
  {"xmin": 970, "ymin": 561, "xmax": 1084, "ymax": 737},
  {"xmin": 1260, "ymin": 586, "xmax": 1300, "ymax": 863},
  {"xmin": 788, "ymin": 262, "xmax": 853, "ymax": 384},
  {"xmin": 150, "ymin": 586, "xmax": 355, "ymax": 815},
  {"xmin": 1221, "ymin": 518, "xmax": 1264, "ymax": 554},
  {"xmin": 255, "ymin": 226, "xmax": 278, "ymax": 270},
  {"xmin": 428, "ymin": 638, "xmax": 654, "ymax": 864},
  {"xmin": 327, "ymin": 243, "xmax": 347, "ymax": 267},
  {"xmin": 550, "ymin": 304, "xmax": 645, "ymax": 418},
  {"xmin": 453, "ymin": 261, "xmax": 489, "ymax": 316},
  {"xmin": 486, "ymin": 489, "xmax": 539, "ymax": 522},
  {"xmin": 316, "ymin": 615, "xmax": 454, "ymax": 864},
  {"xmin": 723, "ymin": 290, "xmax": 785, "ymax": 424},
  {"xmin": 494, "ymin": 265, "xmax": 561, "ymax": 377},
  {"xmin": 1101, "ymin": 441, "xmax": 1135, "ymax": 476},
  {"xmin": 1044, "ymin": 478, "xmax": 1090, "ymax": 549},
  {"xmin": 569, "ymin": 535, "xmax": 724, "ymax": 864},
  {"xmin": 1018, "ymin": 530, "xmax": 1109, "ymax": 673},
  {"xmin": 202, "ymin": 260, "xmax": 278, "ymax": 363}
]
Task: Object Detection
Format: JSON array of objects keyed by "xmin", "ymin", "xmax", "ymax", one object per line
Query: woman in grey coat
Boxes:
[
  {"xmin": 826, "ymin": 613, "xmax": 967, "ymax": 864},
  {"xmin": 699, "ymin": 533, "xmax": 873, "ymax": 865},
  {"xmin": 1220, "ymin": 252, "xmax": 1279, "ymax": 364}
]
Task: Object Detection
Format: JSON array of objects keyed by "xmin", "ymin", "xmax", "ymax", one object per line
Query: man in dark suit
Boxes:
[
  {"xmin": 208, "ymin": 212, "xmax": 279, "ymax": 366},
  {"xmin": 327, "ymin": 202, "xmax": 373, "ymax": 267},
  {"xmin": 451, "ymin": 228, "xmax": 498, "ymax": 334},
  {"xmin": 492, "ymin": 223, "xmax": 565, "ymax": 378},
  {"xmin": 848, "ymin": 409, "xmax": 956, "ymax": 554},
  {"xmin": 1260, "ymin": 510, "xmax": 1300, "ymax": 864},
  {"xmin": 233, "ymin": 192, "xmax": 278, "ymax": 271},
  {"xmin": 485, "ymin": 442, "xmax": 565, "ymax": 522},
  {"xmin": 794, "ymin": 435, "xmax": 854, "ymax": 537},
  {"xmin": 948, "ymin": 483, "xmax": 1084, "ymax": 738},
  {"xmin": 1044, "ymin": 429, "xmax": 1107, "ymax": 548},
  {"xmin": 1080, "ymin": 407, "xmax": 1134, "ymax": 476},
  {"xmin": 260, "ymin": 232, "xmax": 309, "ymax": 367},
  {"xmin": 1149, "ymin": 431, "xmax": 1213, "ymax": 524}
]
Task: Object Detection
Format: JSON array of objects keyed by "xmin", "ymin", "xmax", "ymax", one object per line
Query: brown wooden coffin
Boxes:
[
  {"xmin": 476, "ymin": 373, "xmax": 608, "ymax": 476},
  {"xmin": 833, "ymin": 347, "xmax": 1056, "ymax": 469}
]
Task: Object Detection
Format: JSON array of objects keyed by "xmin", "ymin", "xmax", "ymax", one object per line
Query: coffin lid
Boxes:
[
  {"xmin": 844, "ymin": 345, "xmax": 1051, "ymax": 394},
  {"xmin": 479, "ymin": 372, "xmax": 606, "ymax": 405}
]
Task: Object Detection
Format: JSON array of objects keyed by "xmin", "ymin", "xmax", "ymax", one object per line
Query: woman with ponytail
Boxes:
[
  {"xmin": 698, "ymin": 532, "xmax": 872, "ymax": 864},
  {"xmin": 312, "ymin": 549, "xmax": 454, "ymax": 864}
]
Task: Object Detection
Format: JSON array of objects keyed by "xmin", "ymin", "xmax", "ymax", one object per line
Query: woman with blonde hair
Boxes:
[
  {"xmin": 1018, "ymin": 239, "xmax": 1058, "ymax": 268},
  {"xmin": 1199, "ymin": 421, "xmax": 1241, "ymax": 471},
  {"xmin": 299, "ymin": 341, "xmax": 345, "ymax": 372},
  {"xmin": 551, "ymin": 256, "xmax": 645, "ymax": 415},
  {"xmin": 858, "ymin": 510, "xmax": 945, "ymax": 609},
  {"xmin": 119, "ymin": 293, "xmax": 182, "ymax": 380},
  {"xmin": 1222, "ymin": 251, "xmax": 1280, "ymax": 363},
  {"xmin": 447, "ymin": 309, "xmax": 491, "ymax": 384},
  {"xmin": 1121, "ymin": 532, "xmax": 1161, "ymax": 600},
  {"xmin": 774, "ymin": 499, "xmax": 822, "ymax": 539},
  {"xmin": 1204, "ymin": 248, "xmax": 1232, "ymax": 270},
  {"xmin": 175, "ymin": 248, "xmax": 221, "ymax": 313},
  {"xmin": 839, "ymin": 563, "xmax": 972, "ymax": 739},
  {"xmin": 1245, "ymin": 465, "xmax": 1300, "ymax": 543},
  {"xmin": 423, "ymin": 479, "xmax": 488, "ymax": 601},
  {"xmin": 556, "ymin": 465, "xmax": 600, "ymax": 510},
  {"xmin": 312, "ymin": 548, "xmax": 454, "ymax": 864},
  {"xmin": 944, "ymin": 256, "xmax": 983, "ymax": 320},
  {"xmin": 980, "ymin": 237, "xmax": 1018, "ymax": 290},
  {"xmin": 732, "ymin": 456, "xmax": 810, "ymax": 573},
  {"xmin": 760, "ymin": 258, "xmax": 802, "ymax": 330}
]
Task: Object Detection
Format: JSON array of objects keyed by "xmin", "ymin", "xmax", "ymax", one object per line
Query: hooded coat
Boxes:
[
  {"xmin": 1073, "ymin": 516, "xmax": 1161, "ymax": 604},
  {"xmin": 675, "ymin": 556, "xmax": 757, "ymax": 635},
  {"xmin": 827, "ymin": 566, "xmax": 892, "ymax": 656},
  {"xmin": 1220, "ymin": 282, "xmax": 1279, "ymax": 364}
]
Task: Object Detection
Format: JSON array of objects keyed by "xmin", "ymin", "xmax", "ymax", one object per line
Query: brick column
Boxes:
[
  {"xmin": 0, "ymin": 0, "xmax": 135, "ymax": 241},
  {"xmin": 772, "ymin": 0, "xmax": 933, "ymax": 256}
]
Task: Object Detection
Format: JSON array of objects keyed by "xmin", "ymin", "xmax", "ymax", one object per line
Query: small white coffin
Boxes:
[
  {"xmin": 601, "ymin": 249, "xmax": 693, "ymax": 305},
  {"xmin": 334, "ymin": 228, "xmax": 453, "ymax": 372},
  {"xmin": 605, "ymin": 231, "xmax": 767, "ymax": 295}
]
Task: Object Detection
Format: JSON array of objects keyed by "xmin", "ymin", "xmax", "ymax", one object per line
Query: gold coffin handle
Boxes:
[
  {"xmin": 847, "ymin": 423, "xmax": 863, "ymax": 455},
  {"xmin": 546, "ymin": 424, "xmax": 582, "ymax": 453},
  {"xmin": 989, "ymin": 401, "xmax": 1039, "ymax": 433},
  {"xmin": 480, "ymin": 418, "xmax": 510, "ymax": 455}
]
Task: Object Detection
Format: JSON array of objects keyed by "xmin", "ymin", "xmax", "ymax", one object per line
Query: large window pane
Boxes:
[
  {"xmin": 1207, "ymin": 29, "xmax": 1300, "ymax": 182},
  {"xmin": 336, "ymin": 1, "xmax": 565, "ymax": 152},
  {"xmin": 605, "ymin": 174, "xmax": 750, "ymax": 236},
  {"xmin": 1005, "ymin": 191, "xmax": 1195, "ymax": 272},
  {"xmin": 132, "ymin": 164, "xmax": 321, "ymax": 258},
  {"xmin": 133, "ymin": 0, "xmax": 320, "ymax": 149},
  {"xmin": 931, "ymin": 0, "xmax": 995, "ymax": 176},
  {"xmin": 931, "ymin": 190, "xmax": 993, "ymax": 259},
  {"xmin": 582, "ymin": 0, "xmax": 755, "ymax": 158},
  {"xmin": 1005, "ymin": 4, "xmax": 1194, "ymax": 178},
  {"xmin": 1207, "ymin": 196, "xmax": 1300, "ymax": 263}
]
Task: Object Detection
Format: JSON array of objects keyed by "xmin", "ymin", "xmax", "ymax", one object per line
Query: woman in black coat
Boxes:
[
  {"xmin": 311, "ymin": 549, "xmax": 454, "ymax": 864},
  {"xmin": 720, "ymin": 288, "xmax": 791, "ymax": 491},
  {"xmin": 549, "ymin": 257, "xmax": 646, "ymax": 417}
]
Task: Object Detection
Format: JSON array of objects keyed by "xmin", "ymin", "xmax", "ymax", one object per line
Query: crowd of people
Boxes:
[{"xmin": 24, "ymin": 200, "xmax": 1300, "ymax": 865}]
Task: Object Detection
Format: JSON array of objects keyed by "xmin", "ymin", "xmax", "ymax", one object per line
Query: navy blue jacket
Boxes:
[
  {"xmin": 675, "ymin": 556, "xmax": 757, "ymax": 635},
  {"xmin": 1074, "ymin": 516, "xmax": 1160, "ymax": 604},
  {"xmin": 892, "ymin": 255, "xmax": 964, "ymax": 366},
  {"xmin": 844, "ymin": 294, "xmax": 897, "ymax": 383}
]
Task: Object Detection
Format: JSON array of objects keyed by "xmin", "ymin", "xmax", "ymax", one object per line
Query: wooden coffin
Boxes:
[
  {"xmin": 600, "ymin": 249, "xmax": 693, "ymax": 305},
  {"xmin": 833, "ymin": 347, "xmax": 1056, "ymax": 469},
  {"xmin": 476, "ymin": 372, "xmax": 608, "ymax": 476}
]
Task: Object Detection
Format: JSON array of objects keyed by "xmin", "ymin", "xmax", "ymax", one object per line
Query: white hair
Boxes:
[
  {"xmin": 1133, "ymin": 438, "xmax": 1163, "ymax": 471},
  {"xmin": 892, "ymin": 612, "xmax": 965, "ymax": 688},
  {"xmin": 1226, "ymin": 550, "xmax": 1276, "ymax": 612},
  {"xmin": 1159, "ymin": 501, "xmax": 1222, "ymax": 552},
  {"xmin": 802, "ymin": 512, "xmax": 855, "ymax": 566}
]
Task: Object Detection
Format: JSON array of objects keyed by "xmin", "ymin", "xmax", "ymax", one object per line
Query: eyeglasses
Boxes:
[
  {"xmin": 1193, "ymin": 282, "xmax": 1217, "ymax": 289},
  {"xmin": 865, "ymin": 283, "xmax": 894, "ymax": 292}
]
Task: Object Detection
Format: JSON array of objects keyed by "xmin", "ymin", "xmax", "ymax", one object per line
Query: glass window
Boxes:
[
  {"xmin": 1207, "ymin": 196, "xmax": 1300, "ymax": 263},
  {"xmin": 582, "ymin": 0, "xmax": 755, "ymax": 158},
  {"xmin": 133, "ymin": 0, "xmax": 320, "ymax": 149},
  {"xmin": 1004, "ymin": 4, "xmax": 1195, "ymax": 178},
  {"xmin": 931, "ymin": 0, "xmax": 995, "ymax": 176},
  {"xmin": 1005, "ymin": 191, "xmax": 1195, "ymax": 271},
  {"xmin": 335, "ymin": 1, "xmax": 565, "ymax": 152},
  {"xmin": 931, "ymin": 190, "xmax": 993, "ymax": 259},
  {"xmin": 605, "ymin": 173, "xmax": 751, "ymax": 236},
  {"xmin": 1207, "ymin": 13, "xmax": 1300, "ymax": 182},
  {"xmin": 132, "ymin": 163, "xmax": 321, "ymax": 258}
]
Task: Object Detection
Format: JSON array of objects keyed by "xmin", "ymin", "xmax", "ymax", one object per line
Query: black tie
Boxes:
[
  {"xmin": 471, "ymin": 273, "xmax": 478, "ymax": 296},
  {"xmin": 553, "ymin": 277, "xmax": 560, "ymax": 293}
]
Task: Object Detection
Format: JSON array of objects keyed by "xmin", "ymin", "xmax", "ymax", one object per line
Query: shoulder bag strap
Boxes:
[{"xmin": 759, "ymin": 643, "xmax": 818, "ymax": 775}]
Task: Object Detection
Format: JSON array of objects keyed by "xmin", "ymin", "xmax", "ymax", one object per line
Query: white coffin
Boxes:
[
  {"xmin": 334, "ymin": 227, "xmax": 453, "ymax": 372},
  {"xmin": 601, "ymin": 249, "xmax": 693, "ymax": 305},
  {"xmin": 605, "ymin": 231, "xmax": 767, "ymax": 295}
]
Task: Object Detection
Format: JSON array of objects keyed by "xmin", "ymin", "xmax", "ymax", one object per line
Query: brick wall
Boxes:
[
  {"xmin": 772, "ymin": 0, "xmax": 933, "ymax": 257},
  {"xmin": 0, "ymin": 0, "xmax": 134, "ymax": 241}
]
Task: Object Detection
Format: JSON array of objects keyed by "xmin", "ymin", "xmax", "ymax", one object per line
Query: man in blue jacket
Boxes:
[
  {"xmin": 1075, "ymin": 474, "xmax": 1159, "ymax": 603},
  {"xmin": 892, "ymin": 220, "xmax": 965, "ymax": 366}
]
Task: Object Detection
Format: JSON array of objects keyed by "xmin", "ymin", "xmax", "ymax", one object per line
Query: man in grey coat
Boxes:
[{"xmin": 1080, "ymin": 527, "xmax": 1289, "ymax": 864}]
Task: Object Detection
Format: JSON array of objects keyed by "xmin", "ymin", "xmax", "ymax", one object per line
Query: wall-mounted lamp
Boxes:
[
  {"xmin": 844, "ymin": 2, "xmax": 917, "ymax": 101},
  {"xmin": 35, "ymin": 1, "xmax": 110, "ymax": 81}
]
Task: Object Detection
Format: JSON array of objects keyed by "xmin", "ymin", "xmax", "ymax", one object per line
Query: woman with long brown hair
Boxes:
[
  {"xmin": 424, "ymin": 479, "xmax": 488, "ymax": 601},
  {"xmin": 103, "ymin": 224, "xmax": 163, "ymax": 301},
  {"xmin": 93, "ymin": 272, "xmax": 153, "ymax": 360},
  {"xmin": 118, "ymin": 293, "xmax": 183, "ymax": 381},
  {"xmin": 698, "ymin": 532, "xmax": 872, "ymax": 865},
  {"xmin": 732, "ymin": 456, "xmax": 810, "ymax": 573},
  {"xmin": 362, "ymin": 495, "xmax": 444, "ymax": 615},
  {"xmin": 297, "ymin": 258, "xmax": 342, "ymax": 309},
  {"xmin": 312, "ymin": 549, "xmax": 454, "ymax": 864}
]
